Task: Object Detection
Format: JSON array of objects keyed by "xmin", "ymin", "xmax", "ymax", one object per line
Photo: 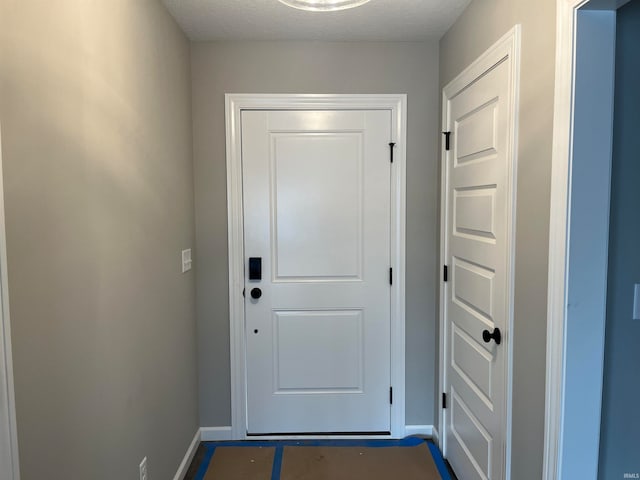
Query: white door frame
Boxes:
[
  {"xmin": 225, "ymin": 94, "xmax": 407, "ymax": 440},
  {"xmin": 543, "ymin": 1, "xmax": 627, "ymax": 479},
  {"xmin": 438, "ymin": 26, "xmax": 520, "ymax": 478},
  {"xmin": 0, "ymin": 123, "xmax": 21, "ymax": 479}
]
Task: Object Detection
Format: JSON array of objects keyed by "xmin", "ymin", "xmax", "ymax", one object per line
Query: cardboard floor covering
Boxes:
[
  {"xmin": 280, "ymin": 443, "xmax": 441, "ymax": 480},
  {"xmin": 203, "ymin": 446, "xmax": 275, "ymax": 480}
]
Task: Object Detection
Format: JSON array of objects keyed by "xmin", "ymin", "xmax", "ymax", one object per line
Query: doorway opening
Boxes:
[
  {"xmin": 544, "ymin": 1, "xmax": 635, "ymax": 479},
  {"xmin": 225, "ymin": 94, "xmax": 408, "ymax": 440}
]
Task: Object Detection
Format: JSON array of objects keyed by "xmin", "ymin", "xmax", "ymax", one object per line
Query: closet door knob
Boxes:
[{"xmin": 482, "ymin": 328, "xmax": 502, "ymax": 345}]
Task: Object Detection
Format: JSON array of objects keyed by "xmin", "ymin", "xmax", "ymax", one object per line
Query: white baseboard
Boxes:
[
  {"xmin": 173, "ymin": 428, "xmax": 201, "ymax": 480},
  {"xmin": 431, "ymin": 427, "xmax": 440, "ymax": 446},
  {"xmin": 200, "ymin": 426, "xmax": 233, "ymax": 441},
  {"xmin": 404, "ymin": 425, "xmax": 435, "ymax": 437}
]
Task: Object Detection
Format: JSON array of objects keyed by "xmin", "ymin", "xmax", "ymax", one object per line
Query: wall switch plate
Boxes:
[
  {"xmin": 633, "ymin": 284, "xmax": 640, "ymax": 320},
  {"xmin": 139, "ymin": 457, "xmax": 148, "ymax": 480},
  {"xmin": 182, "ymin": 249, "xmax": 192, "ymax": 273}
]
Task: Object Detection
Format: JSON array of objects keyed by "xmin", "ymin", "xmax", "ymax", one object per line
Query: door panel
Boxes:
[
  {"xmin": 242, "ymin": 110, "xmax": 392, "ymax": 434},
  {"xmin": 273, "ymin": 310, "xmax": 363, "ymax": 392},
  {"xmin": 444, "ymin": 57, "xmax": 513, "ymax": 480},
  {"xmin": 451, "ymin": 389, "xmax": 493, "ymax": 477},
  {"xmin": 454, "ymin": 186, "xmax": 497, "ymax": 241},
  {"xmin": 455, "ymin": 99, "xmax": 499, "ymax": 164},
  {"xmin": 271, "ymin": 133, "xmax": 363, "ymax": 281},
  {"xmin": 452, "ymin": 325, "xmax": 493, "ymax": 404}
]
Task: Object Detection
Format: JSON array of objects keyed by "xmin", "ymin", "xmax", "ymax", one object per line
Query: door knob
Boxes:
[
  {"xmin": 482, "ymin": 327, "xmax": 502, "ymax": 345},
  {"xmin": 250, "ymin": 288, "xmax": 262, "ymax": 299}
]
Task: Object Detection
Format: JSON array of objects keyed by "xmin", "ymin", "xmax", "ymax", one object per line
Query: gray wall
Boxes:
[
  {"xmin": 439, "ymin": 0, "xmax": 556, "ymax": 478},
  {"xmin": 0, "ymin": 1, "xmax": 198, "ymax": 478},
  {"xmin": 191, "ymin": 41, "xmax": 440, "ymax": 427},
  {"xmin": 599, "ymin": 1, "xmax": 640, "ymax": 477}
]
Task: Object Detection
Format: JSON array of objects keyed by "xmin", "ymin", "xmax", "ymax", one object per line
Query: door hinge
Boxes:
[
  {"xmin": 389, "ymin": 142, "xmax": 396, "ymax": 163},
  {"xmin": 390, "ymin": 387, "xmax": 393, "ymax": 405},
  {"xmin": 442, "ymin": 392, "xmax": 447, "ymax": 409},
  {"xmin": 442, "ymin": 131, "xmax": 451, "ymax": 151},
  {"xmin": 443, "ymin": 265, "xmax": 448, "ymax": 282},
  {"xmin": 389, "ymin": 267, "xmax": 393, "ymax": 286}
]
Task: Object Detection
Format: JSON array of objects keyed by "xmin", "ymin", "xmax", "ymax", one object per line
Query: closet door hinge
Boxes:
[
  {"xmin": 389, "ymin": 142, "xmax": 396, "ymax": 163},
  {"xmin": 390, "ymin": 387, "xmax": 393, "ymax": 405},
  {"xmin": 442, "ymin": 392, "xmax": 447, "ymax": 409},
  {"xmin": 443, "ymin": 265, "xmax": 448, "ymax": 282}
]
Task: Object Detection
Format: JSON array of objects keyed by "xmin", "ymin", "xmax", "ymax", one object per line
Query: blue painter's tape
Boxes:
[
  {"xmin": 271, "ymin": 445, "xmax": 284, "ymax": 480},
  {"xmin": 427, "ymin": 441, "xmax": 452, "ymax": 480},
  {"xmin": 194, "ymin": 444, "xmax": 216, "ymax": 480}
]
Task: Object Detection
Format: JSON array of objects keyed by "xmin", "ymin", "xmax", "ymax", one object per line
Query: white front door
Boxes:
[
  {"xmin": 442, "ymin": 47, "xmax": 517, "ymax": 479},
  {"xmin": 242, "ymin": 110, "xmax": 392, "ymax": 434}
]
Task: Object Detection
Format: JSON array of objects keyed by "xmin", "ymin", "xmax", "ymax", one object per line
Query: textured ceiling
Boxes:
[{"xmin": 162, "ymin": 0, "xmax": 472, "ymax": 42}]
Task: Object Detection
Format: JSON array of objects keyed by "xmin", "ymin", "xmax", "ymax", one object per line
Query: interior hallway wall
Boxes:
[
  {"xmin": 439, "ymin": 0, "xmax": 556, "ymax": 478},
  {"xmin": 0, "ymin": 1, "xmax": 198, "ymax": 478},
  {"xmin": 191, "ymin": 41, "xmax": 440, "ymax": 427},
  {"xmin": 599, "ymin": 1, "xmax": 640, "ymax": 477}
]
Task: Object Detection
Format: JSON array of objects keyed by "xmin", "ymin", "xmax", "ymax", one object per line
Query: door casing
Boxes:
[
  {"xmin": 439, "ymin": 27, "xmax": 520, "ymax": 479},
  {"xmin": 225, "ymin": 94, "xmax": 407, "ymax": 440},
  {"xmin": 543, "ymin": 2, "xmax": 628, "ymax": 479},
  {"xmin": 0, "ymin": 122, "xmax": 20, "ymax": 480}
]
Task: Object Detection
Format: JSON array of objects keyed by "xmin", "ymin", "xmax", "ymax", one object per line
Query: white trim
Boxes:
[
  {"xmin": 404, "ymin": 425, "xmax": 434, "ymax": 437},
  {"xmin": 438, "ymin": 26, "xmax": 521, "ymax": 479},
  {"xmin": 437, "ymin": 85, "xmax": 448, "ymax": 456},
  {"xmin": 543, "ymin": 5, "xmax": 584, "ymax": 477},
  {"xmin": 544, "ymin": 2, "xmax": 618, "ymax": 479},
  {"xmin": 0, "ymin": 122, "xmax": 20, "ymax": 480},
  {"xmin": 172, "ymin": 429, "xmax": 201, "ymax": 480},
  {"xmin": 200, "ymin": 426, "xmax": 233, "ymax": 442},
  {"xmin": 240, "ymin": 434, "xmax": 394, "ymax": 440},
  {"xmin": 431, "ymin": 426, "xmax": 440, "ymax": 447},
  {"xmin": 225, "ymin": 94, "xmax": 407, "ymax": 440}
]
